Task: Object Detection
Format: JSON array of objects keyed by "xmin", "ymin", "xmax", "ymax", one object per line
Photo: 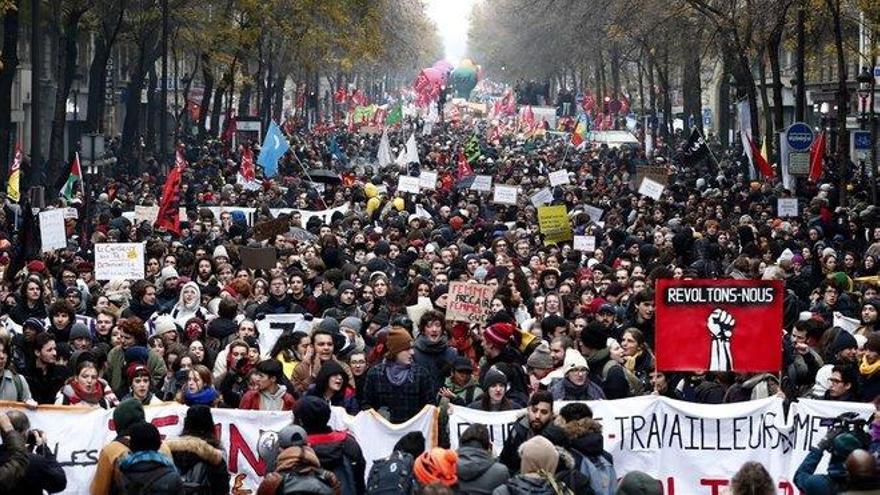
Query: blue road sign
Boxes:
[
  {"xmin": 853, "ymin": 130, "xmax": 872, "ymax": 151},
  {"xmin": 786, "ymin": 122, "xmax": 814, "ymax": 151}
]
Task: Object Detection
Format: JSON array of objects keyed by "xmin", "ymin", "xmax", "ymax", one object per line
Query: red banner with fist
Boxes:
[{"xmin": 654, "ymin": 279, "xmax": 784, "ymax": 372}]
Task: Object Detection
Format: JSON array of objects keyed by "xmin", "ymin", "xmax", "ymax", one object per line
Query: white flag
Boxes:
[
  {"xmin": 396, "ymin": 147, "xmax": 407, "ymax": 171},
  {"xmin": 738, "ymin": 100, "xmax": 756, "ymax": 180},
  {"xmin": 377, "ymin": 129, "xmax": 392, "ymax": 168},
  {"xmin": 405, "ymin": 133, "xmax": 419, "ymax": 164}
]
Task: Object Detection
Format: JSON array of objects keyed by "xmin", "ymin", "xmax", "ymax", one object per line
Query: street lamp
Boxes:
[{"xmin": 857, "ymin": 67, "xmax": 877, "ymax": 203}]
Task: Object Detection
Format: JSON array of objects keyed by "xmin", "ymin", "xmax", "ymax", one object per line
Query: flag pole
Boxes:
[{"xmin": 276, "ymin": 124, "xmax": 330, "ymax": 210}]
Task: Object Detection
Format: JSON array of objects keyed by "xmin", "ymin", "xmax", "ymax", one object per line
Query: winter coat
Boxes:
[
  {"xmin": 0, "ymin": 428, "xmax": 28, "ymax": 492},
  {"xmin": 165, "ymin": 435, "xmax": 229, "ymax": 495},
  {"xmin": 548, "ymin": 377, "xmax": 606, "ymax": 401},
  {"xmin": 362, "ymin": 361, "xmax": 434, "ymax": 423},
  {"xmin": 113, "ymin": 450, "xmax": 184, "ymax": 494},
  {"xmin": 257, "ymin": 444, "xmax": 341, "ymax": 495},
  {"xmin": 412, "ymin": 334, "xmax": 459, "ymax": 395},
  {"xmin": 240, "ymin": 385, "xmax": 297, "ymax": 411},
  {"xmin": 18, "ymin": 444, "xmax": 68, "ymax": 495},
  {"xmin": 492, "ymin": 474, "xmax": 563, "ymax": 495},
  {"xmin": 0, "ymin": 368, "xmax": 32, "ymax": 402},
  {"xmin": 456, "ymin": 444, "xmax": 510, "ymax": 495},
  {"xmin": 308, "ymin": 430, "xmax": 366, "ymax": 495},
  {"xmin": 499, "ymin": 415, "xmax": 539, "ymax": 473},
  {"xmin": 106, "ymin": 345, "xmax": 166, "ymax": 399}
]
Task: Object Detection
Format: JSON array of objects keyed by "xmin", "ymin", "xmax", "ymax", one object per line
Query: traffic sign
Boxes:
[
  {"xmin": 851, "ymin": 130, "xmax": 872, "ymax": 162},
  {"xmin": 788, "ymin": 152, "xmax": 810, "ymax": 175},
  {"xmin": 786, "ymin": 122, "xmax": 814, "ymax": 151}
]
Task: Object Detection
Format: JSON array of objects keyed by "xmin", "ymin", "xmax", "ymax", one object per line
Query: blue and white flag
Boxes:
[{"xmin": 257, "ymin": 121, "xmax": 289, "ymax": 177}]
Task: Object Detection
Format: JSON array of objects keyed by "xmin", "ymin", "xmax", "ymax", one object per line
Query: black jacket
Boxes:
[
  {"xmin": 19, "ymin": 444, "xmax": 67, "ymax": 495},
  {"xmin": 308, "ymin": 430, "xmax": 366, "ymax": 495},
  {"xmin": 24, "ymin": 364, "xmax": 66, "ymax": 405},
  {"xmin": 114, "ymin": 450, "xmax": 184, "ymax": 494}
]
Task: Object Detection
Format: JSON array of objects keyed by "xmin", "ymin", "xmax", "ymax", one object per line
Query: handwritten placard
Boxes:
[
  {"xmin": 419, "ymin": 170, "xmax": 438, "ymax": 190},
  {"xmin": 530, "ymin": 187, "xmax": 554, "ymax": 207},
  {"xmin": 573, "ymin": 235, "xmax": 597, "ymax": 252},
  {"xmin": 39, "ymin": 209, "xmax": 67, "ymax": 252},
  {"xmin": 493, "ymin": 185, "xmax": 519, "ymax": 205},
  {"xmin": 778, "ymin": 198, "xmax": 798, "ymax": 218},
  {"xmin": 549, "ymin": 169, "xmax": 570, "ymax": 186},
  {"xmin": 397, "ymin": 175, "xmax": 421, "ymax": 194},
  {"xmin": 446, "ymin": 282, "xmax": 496, "ymax": 325},
  {"xmin": 94, "ymin": 243, "xmax": 145, "ymax": 280},
  {"xmin": 638, "ymin": 177, "xmax": 665, "ymax": 200},
  {"xmin": 470, "ymin": 175, "xmax": 493, "ymax": 192}
]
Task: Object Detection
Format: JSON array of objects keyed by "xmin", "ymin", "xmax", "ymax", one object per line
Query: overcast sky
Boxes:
[{"xmin": 425, "ymin": 0, "xmax": 477, "ymax": 64}]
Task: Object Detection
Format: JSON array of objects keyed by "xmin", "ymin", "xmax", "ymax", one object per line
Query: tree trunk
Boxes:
[
  {"xmin": 826, "ymin": 0, "xmax": 848, "ymax": 205},
  {"xmin": 636, "ymin": 59, "xmax": 645, "ymax": 114},
  {"xmin": 145, "ymin": 66, "xmax": 158, "ymax": 154},
  {"xmin": 120, "ymin": 33, "xmax": 160, "ymax": 169},
  {"xmin": 0, "ymin": 2, "xmax": 20, "ymax": 171},
  {"xmin": 719, "ymin": 53, "xmax": 733, "ymax": 148},
  {"xmin": 197, "ymin": 53, "xmax": 213, "ymax": 138},
  {"xmin": 768, "ymin": 30, "xmax": 785, "ymax": 165},
  {"xmin": 209, "ymin": 80, "xmax": 225, "ymax": 137},
  {"xmin": 610, "ymin": 43, "xmax": 621, "ymax": 98},
  {"xmin": 48, "ymin": 8, "xmax": 87, "ymax": 188},
  {"xmin": 273, "ymin": 72, "xmax": 285, "ymax": 123},
  {"xmin": 795, "ymin": 0, "xmax": 806, "ymax": 122},
  {"xmin": 85, "ymin": 35, "xmax": 110, "ymax": 134},
  {"xmin": 681, "ymin": 36, "xmax": 703, "ymax": 133},
  {"xmin": 597, "ymin": 49, "xmax": 607, "ymax": 102},
  {"xmin": 757, "ymin": 51, "xmax": 774, "ymax": 164}
]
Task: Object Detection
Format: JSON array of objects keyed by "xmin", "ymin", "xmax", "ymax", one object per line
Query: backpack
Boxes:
[
  {"xmin": 579, "ymin": 454, "xmax": 617, "ymax": 495},
  {"xmin": 366, "ymin": 451, "xmax": 415, "ymax": 495},
  {"xmin": 179, "ymin": 460, "xmax": 211, "ymax": 494},
  {"xmin": 279, "ymin": 470, "xmax": 336, "ymax": 495},
  {"xmin": 12, "ymin": 373, "xmax": 23, "ymax": 401}
]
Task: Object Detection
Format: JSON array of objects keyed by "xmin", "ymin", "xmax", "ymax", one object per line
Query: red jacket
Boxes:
[{"xmin": 239, "ymin": 387, "xmax": 296, "ymax": 411}]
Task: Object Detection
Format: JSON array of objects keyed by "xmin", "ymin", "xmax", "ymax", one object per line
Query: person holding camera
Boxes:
[
  {"xmin": 794, "ymin": 414, "xmax": 869, "ymax": 494},
  {"xmin": 5, "ymin": 410, "xmax": 66, "ymax": 495},
  {"xmin": 0, "ymin": 409, "xmax": 28, "ymax": 492}
]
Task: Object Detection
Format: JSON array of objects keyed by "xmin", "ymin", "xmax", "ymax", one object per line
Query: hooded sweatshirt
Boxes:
[
  {"xmin": 239, "ymin": 384, "xmax": 296, "ymax": 411},
  {"xmin": 456, "ymin": 442, "xmax": 510, "ymax": 495},
  {"xmin": 171, "ymin": 282, "xmax": 208, "ymax": 328}
]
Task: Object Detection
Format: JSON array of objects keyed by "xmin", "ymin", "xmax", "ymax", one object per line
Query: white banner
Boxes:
[
  {"xmin": 39, "ymin": 209, "xmax": 67, "ymax": 252},
  {"xmin": 449, "ymin": 396, "xmax": 872, "ymax": 495},
  {"xmin": 255, "ymin": 313, "xmax": 311, "ymax": 358},
  {"xmin": 638, "ymin": 177, "xmax": 665, "ymax": 200},
  {"xmin": 94, "ymin": 243, "xmax": 145, "ymax": 281},
  {"xmin": 530, "ymin": 187, "xmax": 553, "ymax": 207},
  {"xmin": 573, "ymin": 235, "xmax": 596, "ymax": 252},
  {"xmin": 3, "ymin": 401, "xmax": 437, "ymax": 494},
  {"xmin": 268, "ymin": 203, "xmax": 350, "ymax": 228}
]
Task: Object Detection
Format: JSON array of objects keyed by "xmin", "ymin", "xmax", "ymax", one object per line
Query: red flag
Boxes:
[
  {"xmin": 456, "ymin": 152, "xmax": 474, "ymax": 180},
  {"xmin": 748, "ymin": 137, "xmax": 775, "ymax": 178},
  {"xmin": 154, "ymin": 148, "xmax": 186, "ymax": 235},
  {"xmin": 221, "ymin": 111, "xmax": 237, "ymax": 144},
  {"xmin": 809, "ymin": 131, "xmax": 826, "ymax": 182},
  {"xmin": 334, "ymin": 86, "xmax": 348, "ymax": 104},
  {"xmin": 240, "ymin": 146, "xmax": 255, "ymax": 182}
]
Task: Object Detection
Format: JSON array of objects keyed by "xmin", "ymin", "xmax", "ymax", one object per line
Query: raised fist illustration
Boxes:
[{"xmin": 707, "ymin": 308, "xmax": 735, "ymax": 372}]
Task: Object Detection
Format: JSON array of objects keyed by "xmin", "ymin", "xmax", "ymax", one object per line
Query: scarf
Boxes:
[
  {"xmin": 227, "ymin": 351, "xmax": 254, "ymax": 376},
  {"xmin": 561, "ymin": 377, "xmax": 589, "ymax": 399},
  {"xmin": 62, "ymin": 377, "xmax": 104, "ymax": 405},
  {"xmin": 414, "ymin": 334, "xmax": 449, "ymax": 355},
  {"xmin": 860, "ymin": 356, "xmax": 880, "ymax": 377},
  {"xmin": 184, "ymin": 386, "xmax": 219, "ymax": 406},
  {"xmin": 624, "ymin": 350, "xmax": 643, "ymax": 372},
  {"xmin": 385, "ymin": 361, "xmax": 414, "ymax": 386}
]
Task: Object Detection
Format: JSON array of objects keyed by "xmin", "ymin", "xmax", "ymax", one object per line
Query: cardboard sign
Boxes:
[
  {"xmin": 397, "ymin": 175, "xmax": 421, "ymax": 194},
  {"xmin": 240, "ymin": 247, "xmax": 277, "ymax": 270},
  {"xmin": 573, "ymin": 235, "xmax": 596, "ymax": 252},
  {"xmin": 63, "ymin": 207, "xmax": 79, "ymax": 219},
  {"xmin": 537, "ymin": 205, "xmax": 573, "ymax": 245},
  {"xmin": 134, "ymin": 205, "xmax": 160, "ymax": 224},
  {"xmin": 638, "ymin": 177, "xmax": 665, "ymax": 200},
  {"xmin": 492, "ymin": 185, "xmax": 518, "ymax": 205},
  {"xmin": 39, "ymin": 209, "xmax": 67, "ymax": 252},
  {"xmin": 470, "ymin": 175, "xmax": 493, "ymax": 192},
  {"xmin": 419, "ymin": 171, "xmax": 438, "ymax": 190},
  {"xmin": 94, "ymin": 243, "xmax": 145, "ymax": 281},
  {"xmin": 253, "ymin": 215, "xmax": 290, "ymax": 242},
  {"xmin": 446, "ymin": 282, "xmax": 496, "ymax": 325},
  {"xmin": 530, "ymin": 187, "xmax": 554, "ymax": 207},
  {"xmin": 778, "ymin": 198, "xmax": 798, "ymax": 218},
  {"xmin": 655, "ymin": 279, "xmax": 783, "ymax": 372},
  {"xmin": 548, "ymin": 169, "xmax": 570, "ymax": 187}
]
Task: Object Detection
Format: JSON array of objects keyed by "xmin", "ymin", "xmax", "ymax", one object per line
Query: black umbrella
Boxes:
[{"xmin": 305, "ymin": 168, "xmax": 342, "ymax": 184}]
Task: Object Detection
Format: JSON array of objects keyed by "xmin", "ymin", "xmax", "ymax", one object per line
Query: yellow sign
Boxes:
[{"xmin": 537, "ymin": 205, "xmax": 572, "ymax": 245}]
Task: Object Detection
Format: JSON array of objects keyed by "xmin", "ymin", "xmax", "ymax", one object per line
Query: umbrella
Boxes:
[{"xmin": 305, "ymin": 169, "xmax": 342, "ymax": 184}]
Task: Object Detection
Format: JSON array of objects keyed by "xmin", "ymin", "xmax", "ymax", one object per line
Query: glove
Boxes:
[{"xmin": 817, "ymin": 425, "xmax": 845, "ymax": 452}]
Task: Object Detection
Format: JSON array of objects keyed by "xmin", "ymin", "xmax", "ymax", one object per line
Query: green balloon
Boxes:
[{"xmin": 450, "ymin": 67, "xmax": 478, "ymax": 99}]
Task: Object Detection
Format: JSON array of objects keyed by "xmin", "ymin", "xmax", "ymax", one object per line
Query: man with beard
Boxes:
[
  {"xmin": 192, "ymin": 257, "xmax": 218, "ymax": 294},
  {"xmin": 499, "ymin": 390, "xmax": 554, "ymax": 472},
  {"xmin": 323, "ymin": 281, "xmax": 366, "ymax": 321},
  {"xmin": 248, "ymin": 276, "xmax": 306, "ymax": 318},
  {"xmin": 289, "ymin": 272, "xmax": 319, "ymax": 316}
]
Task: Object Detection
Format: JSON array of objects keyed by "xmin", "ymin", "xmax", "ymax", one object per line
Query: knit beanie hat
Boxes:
[
  {"xmin": 23, "ymin": 317, "xmax": 46, "ymax": 334},
  {"xmin": 126, "ymin": 362, "xmax": 150, "ymax": 383},
  {"xmin": 519, "ymin": 435, "xmax": 559, "ymax": 475},
  {"xmin": 295, "ymin": 396, "xmax": 332, "ymax": 433},
  {"xmin": 526, "ymin": 342, "xmax": 554, "ymax": 370},
  {"xmin": 213, "ymin": 245, "xmax": 229, "ymax": 260},
  {"xmin": 123, "ymin": 346, "xmax": 150, "ymax": 365},
  {"xmin": 129, "ymin": 422, "xmax": 161, "ymax": 452},
  {"xmin": 413, "ymin": 448, "xmax": 458, "ymax": 487},
  {"xmin": 338, "ymin": 281, "xmax": 356, "ymax": 294},
  {"xmin": 69, "ymin": 322, "xmax": 92, "ymax": 342},
  {"xmin": 153, "ymin": 314, "xmax": 178, "ymax": 337},
  {"xmin": 113, "ymin": 398, "xmax": 145, "ymax": 436},
  {"xmin": 482, "ymin": 368, "xmax": 508, "ymax": 389},
  {"xmin": 317, "ymin": 317, "xmax": 340, "ymax": 334},
  {"xmin": 829, "ymin": 330, "xmax": 858, "ymax": 356},
  {"xmin": 483, "ymin": 322, "xmax": 515, "ymax": 348},
  {"xmin": 386, "ymin": 327, "xmax": 414, "ymax": 358},
  {"xmin": 617, "ymin": 471, "xmax": 663, "ymax": 495},
  {"xmin": 340, "ymin": 317, "xmax": 362, "ymax": 333}
]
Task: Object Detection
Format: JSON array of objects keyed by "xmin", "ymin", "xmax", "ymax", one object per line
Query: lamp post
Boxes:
[{"xmin": 857, "ymin": 67, "xmax": 877, "ymax": 204}]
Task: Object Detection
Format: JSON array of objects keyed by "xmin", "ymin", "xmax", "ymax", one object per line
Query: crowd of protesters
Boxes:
[{"xmin": 0, "ymin": 101, "xmax": 879, "ymax": 494}]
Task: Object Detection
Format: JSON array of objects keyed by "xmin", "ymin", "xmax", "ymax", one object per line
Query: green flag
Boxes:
[
  {"xmin": 465, "ymin": 134, "xmax": 482, "ymax": 163},
  {"xmin": 385, "ymin": 103, "xmax": 402, "ymax": 126}
]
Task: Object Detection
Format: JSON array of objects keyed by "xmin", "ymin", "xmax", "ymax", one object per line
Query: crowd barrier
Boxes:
[{"xmin": 0, "ymin": 396, "xmax": 871, "ymax": 494}]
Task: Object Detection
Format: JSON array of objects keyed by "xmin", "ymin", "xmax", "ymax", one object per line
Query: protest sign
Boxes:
[
  {"xmin": 833, "ymin": 311, "xmax": 860, "ymax": 334},
  {"xmin": 5, "ymin": 401, "xmax": 437, "ymax": 494},
  {"xmin": 39, "ymin": 209, "xmax": 67, "ymax": 252},
  {"xmin": 778, "ymin": 198, "xmax": 798, "ymax": 218},
  {"xmin": 584, "ymin": 204, "xmax": 604, "ymax": 223},
  {"xmin": 492, "ymin": 185, "xmax": 519, "ymax": 205},
  {"xmin": 446, "ymin": 282, "xmax": 495, "ymax": 324},
  {"xmin": 134, "ymin": 205, "xmax": 160, "ymax": 224},
  {"xmin": 252, "ymin": 215, "xmax": 290, "ymax": 241},
  {"xmin": 94, "ymin": 243, "xmax": 145, "ymax": 280},
  {"xmin": 655, "ymin": 279, "xmax": 784, "ymax": 372},
  {"xmin": 469, "ymin": 175, "xmax": 493, "ymax": 192},
  {"xmin": 418, "ymin": 170, "xmax": 438, "ymax": 190},
  {"xmin": 397, "ymin": 175, "xmax": 421, "ymax": 194},
  {"xmin": 573, "ymin": 235, "xmax": 596, "ymax": 252},
  {"xmin": 63, "ymin": 207, "xmax": 79, "ymax": 219},
  {"xmin": 638, "ymin": 177, "xmax": 665, "ymax": 200},
  {"xmin": 255, "ymin": 313, "xmax": 312, "ymax": 358},
  {"xmin": 240, "ymin": 247, "xmax": 277, "ymax": 270},
  {"xmin": 269, "ymin": 203, "xmax": 350, "ymax": 227},
  {"xmin": 548, "ymin": 169, "xmax": 570, "ymax": 186},
  {"xmin": 530, "ymin": 187, "xmax": 553, "ymax": 207},
  {"xmin": 537, "ymin": 205, "xmax": 573, "ymax": 244},
  {"xmin": 206, "ymin": 206, "xmax": 257, "ymax": 226}
]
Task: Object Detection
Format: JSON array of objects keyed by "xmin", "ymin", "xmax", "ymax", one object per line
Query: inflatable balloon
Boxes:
[
  {"xmin": 432, "ymin": 60, "xmax": 454, "ymax": 75},
  {"xmin": 364, "ymin": 182, "xmax": 378, "ymax": 199},
  {"xmin": 366, "ymin": 197, "xmax": 381, "ymax": 215},
  {"xmin": 413, "ymin": 68, "xmax": 446, "ymax": 107},
  {"xmin": 392, "ymin": 197, "xmax": 405, "ymax": 211},
  {"xmin": 450, "ymin": 66, "xmax": 478, "ymax": 99},
  {"xmin": 458, "ymin": 58, "xmax": 476, "ymax": 70}
]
